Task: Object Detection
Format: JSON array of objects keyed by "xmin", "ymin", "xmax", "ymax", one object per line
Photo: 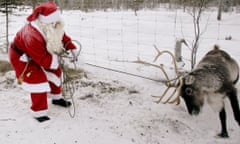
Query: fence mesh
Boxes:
[{"xmin": 1, "ymin": 4, "xmax": 240, "ymax": 81}]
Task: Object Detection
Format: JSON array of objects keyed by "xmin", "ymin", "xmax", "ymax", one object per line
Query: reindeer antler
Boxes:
[
  {"xmin": 150, "ymin": 45, "xmax": 182, "ymax": 105},
  {"xmin": 153, "ymin": 78, "xmax": 182, "ymax": 105},
  {"xmin": 131, "ymin": 45, "xmax": 182, "ymax": 105},
  {"xmin": 133, "ymin": 57, "xmax": 171, "ymax": 85},
  {"xmin": 133, "ymin": 45, "xmax": 182, "ymax": 105},
  {"xmin": 153, "ymin": 45, "xmax": 180, "ymax": 77}
]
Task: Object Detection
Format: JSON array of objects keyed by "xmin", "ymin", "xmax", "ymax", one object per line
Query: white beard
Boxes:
[{"xmin": 37, "ymin": 20, "xmax": 65, "ymax": 54}]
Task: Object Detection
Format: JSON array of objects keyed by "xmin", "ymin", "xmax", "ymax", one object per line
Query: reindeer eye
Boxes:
[{"xmin": 185, "ymin": 87, "xmax": 193, "ymax": 95}]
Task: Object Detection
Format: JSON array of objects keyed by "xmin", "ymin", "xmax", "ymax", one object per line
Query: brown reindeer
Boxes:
[
  {"xmin": 138, "ymin": 45, "xmax": 240, "ymax": 138},
  {"xmin": 180, "ymin": 45, "xmax": 240, "ymax": 137}
]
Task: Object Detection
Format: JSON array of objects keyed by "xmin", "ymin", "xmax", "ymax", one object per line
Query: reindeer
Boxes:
[
  {"xmin": 180, "ymin": 45, "xmax": 240, "ymax": 138},
  {"xmin": 136, "ymin": 45, "xmax": 240, "ymax": 138}
]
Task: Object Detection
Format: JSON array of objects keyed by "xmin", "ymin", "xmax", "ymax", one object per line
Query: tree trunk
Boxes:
[
  {"xmin": 32, "ymin": 0, "xmax": 37, "ymax": 10},
  {"xmin": 217, "ymin": 0, "xmax": 223, "ymax": 21},
  {"xmin": 5, "ymin": 0, "xmax": 9, "ymax": 52}
]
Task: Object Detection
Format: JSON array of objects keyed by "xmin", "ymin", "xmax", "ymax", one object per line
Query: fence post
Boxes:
[{"xmin": 174, "ymin": 38, "xmax": 183, "ymax": 63}]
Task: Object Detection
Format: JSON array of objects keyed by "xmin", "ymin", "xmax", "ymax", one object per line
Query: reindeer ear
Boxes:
[{"xmin": 185, "ymin": 75, "xmax": 195, "ymax": 85}]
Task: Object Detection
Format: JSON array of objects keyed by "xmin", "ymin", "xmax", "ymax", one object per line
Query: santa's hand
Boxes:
[{"xmin": 70, "ymin": 47, "xmax": 81, "ymax": 62}]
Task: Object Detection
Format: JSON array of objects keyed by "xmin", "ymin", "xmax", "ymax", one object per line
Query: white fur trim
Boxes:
[
  {"xmin": 48, "ymin": 93, "xmax": 62, "ymax": 100},
  {"xmin": 31, "ymin": 109, "xmax": 48, "ymax": 118},
  {"xmin": 19, "ymin": 54, "xmax": 29, "ymax": 62},
  {"xmin": 21, "ymin": 82, "xmax": 50, "ymax": 93},
  {"xmin": 50, "ymin": 54, "xmax": 59, "ymax": 69},
  {"xmin": 44, "ymin": 71, "xmax": 61, "ymax": 87},
  {"xmin": 39, "ymin": 10, "xmax": 61, "ymax": 24}
]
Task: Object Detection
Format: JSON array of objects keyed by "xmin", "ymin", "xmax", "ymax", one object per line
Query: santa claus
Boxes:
[{"xmin": 9, "ymin": 2, "xmax": 79, "ymax": 122}]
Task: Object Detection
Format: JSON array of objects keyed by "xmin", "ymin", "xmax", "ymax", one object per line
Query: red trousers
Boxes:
[{"xmin": 31, "ymin": 81, "xmax": 61, "ymax": 112}]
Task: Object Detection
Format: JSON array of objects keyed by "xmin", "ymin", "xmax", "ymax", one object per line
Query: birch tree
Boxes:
[{"xmin": 187, "ymin": 0, "xmax": 208, "ymax": 69}]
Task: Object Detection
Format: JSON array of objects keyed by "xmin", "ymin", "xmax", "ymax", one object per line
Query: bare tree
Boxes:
[
  {"xmin": 186, "ymin": 0, "xmax": 208, "ymax": 69},
  {"xmin": 6, "ymin": 0, "xmax": 9, "ymax": 52}
]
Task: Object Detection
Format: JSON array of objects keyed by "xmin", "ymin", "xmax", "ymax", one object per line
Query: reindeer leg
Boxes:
[
  {"xmin": 227, "ymin": 87, "xmax": 240, "ymax": 126},
  {"xmin": 218, "ymin": 108, "xmax": 229, "ymax": 138}
]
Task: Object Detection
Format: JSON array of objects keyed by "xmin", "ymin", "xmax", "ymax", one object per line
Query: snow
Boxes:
[{"xmin": 0, "ymin": 7, "xmax": 240, "ymax": 144}]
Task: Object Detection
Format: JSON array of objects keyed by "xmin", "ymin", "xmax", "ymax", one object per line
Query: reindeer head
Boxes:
[{"xmin": 180, "ymin": 75, "xmax": 204, "ymax": 115}]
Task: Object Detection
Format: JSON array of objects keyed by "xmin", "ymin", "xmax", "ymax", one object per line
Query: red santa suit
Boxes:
[{"xmin": 9, "ymin": 2, "xmax": 76, "ymax": 119}]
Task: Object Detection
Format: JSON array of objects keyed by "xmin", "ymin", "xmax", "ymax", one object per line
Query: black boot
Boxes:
[
  {"xmin": 35, "ymin": 116, "xmax": 50, "ymax": 122},
  {"xmin": 52, "ymin": 98, "xmax": 72, "ymax": 107}
]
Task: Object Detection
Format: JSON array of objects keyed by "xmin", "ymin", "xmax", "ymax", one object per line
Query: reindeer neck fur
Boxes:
[
  {"xmin": 190, "ymin": 64, "xmax": 229, "ymax": 92},
  {"xmin": 189, "ymin": 58, "xmax": 235, "ymax": 112}
]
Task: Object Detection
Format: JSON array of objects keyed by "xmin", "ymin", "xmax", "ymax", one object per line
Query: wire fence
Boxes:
[
  {"xmin": 62, "ymin": 8, "xmax": 240, "ymax": 81},
  {"xmin": 1, "ymin": 7, "xmax": 240, "ymax": 81}
]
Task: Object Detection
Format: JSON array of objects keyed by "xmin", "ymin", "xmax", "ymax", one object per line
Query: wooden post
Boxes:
[{"xmin": 174, "ymin": 39, "xmax": 183, "ymax": 62}]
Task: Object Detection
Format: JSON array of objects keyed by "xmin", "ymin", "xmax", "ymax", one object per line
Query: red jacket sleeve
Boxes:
[{"xmin": 62, "ymin": 33, "xmax": 76, "ymax": 50}]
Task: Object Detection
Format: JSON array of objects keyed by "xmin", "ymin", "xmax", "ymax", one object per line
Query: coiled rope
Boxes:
[{"xmin": 59, "ymin": 40, "xmax": 82, "ymax": 118}]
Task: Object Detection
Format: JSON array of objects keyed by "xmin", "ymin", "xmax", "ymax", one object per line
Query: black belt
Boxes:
[{"xmin": 12, "ymin": 43, "xmax": 24, "ymax": 56}]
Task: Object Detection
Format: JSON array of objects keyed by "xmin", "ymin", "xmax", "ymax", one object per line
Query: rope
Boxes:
[
  {"xmin": 59, "ymin": 40, "xmax": 82, "ymax": 118},
  {"xmin": 59, "ymin": 56, "xmax": 76, "ymax": 118},
  {"xmin": 17, "ymin": 62, "xmax": 29, "ymax": 85},
  {"xmin": 85, "ymin": 62, "xmax": 168, "ymax": 83}
]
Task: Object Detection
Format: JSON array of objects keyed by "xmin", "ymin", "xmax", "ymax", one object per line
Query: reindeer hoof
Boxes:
[{"xmin": 217, "ymin": 132, "xmax": 229, "ymax": 138}]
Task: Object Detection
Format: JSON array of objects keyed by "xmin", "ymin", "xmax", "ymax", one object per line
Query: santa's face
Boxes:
[{"xmin": 37, "ymin": 19, "xmax": 65, "ymax": 54}]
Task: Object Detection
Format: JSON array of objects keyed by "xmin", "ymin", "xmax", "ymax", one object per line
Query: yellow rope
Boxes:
[{"xmin": 17, "ymin": 62, "xmax": 29, "ymax": 85}]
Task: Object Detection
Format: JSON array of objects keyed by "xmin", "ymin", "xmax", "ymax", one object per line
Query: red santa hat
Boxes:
[{"xmin": 27, "ymin": 2, "xmax": 61, "ymax": 24}]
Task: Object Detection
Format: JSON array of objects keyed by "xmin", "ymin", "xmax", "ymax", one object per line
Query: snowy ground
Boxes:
[
  {"xmin": 0, "ymin": 7, "xmax": 240, "ymax": 144},
  {"xmin": 0, "ymin": 65, "xmax": 240, "ymax": 144}
]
